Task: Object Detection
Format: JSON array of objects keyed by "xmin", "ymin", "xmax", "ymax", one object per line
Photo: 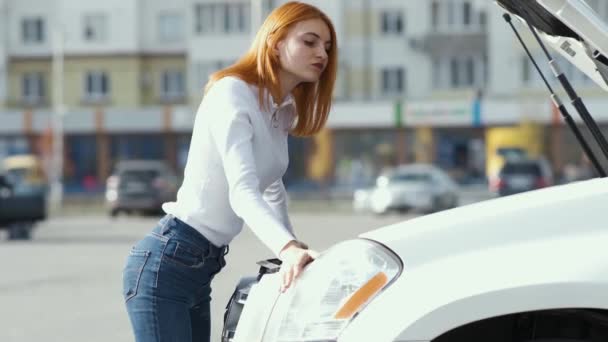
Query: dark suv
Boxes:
[
  {"xmin": 0, "ymin": 173, "xmax": 46, "ymax": 240},
  {"xmin": 491, "ymin": 159, "xmax": 554, "ymax": 197},
  {"xmin": 105, "ymin": 160, "xmax": 179, "ymax": 217}
]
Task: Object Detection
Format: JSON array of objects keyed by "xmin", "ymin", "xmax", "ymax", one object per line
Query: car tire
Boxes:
[
  {"xmin": 8, "ymin": 223, "xmax": 33, "ymax": 240},
  {"xmin": 110, "ymin": 208, "xmax": 120, "ymax": 218},
  {"xmin": 450, "ymin": 196, "xmax": 459, "ymax": 209},
  {"xmin": 426, "ymin": 197, "xmax": 440, "ymax": 214}
]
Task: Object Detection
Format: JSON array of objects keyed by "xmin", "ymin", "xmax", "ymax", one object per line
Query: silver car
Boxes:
[
  {"xmin": 105, "ymin": 160, "xmax": 179, "ymax": 217},
  {"xmin": 354, "ymin": 164, "xmax": 459, "ymax": 214}
]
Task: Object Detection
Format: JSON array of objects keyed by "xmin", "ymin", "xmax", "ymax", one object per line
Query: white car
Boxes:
[
  {"xmin": 354, "ymin": 164, "xmax": 459, "ymax": 215},
  {"xmin": 222, "ymin": 1, "xmax": 608, "ymax": 341}
]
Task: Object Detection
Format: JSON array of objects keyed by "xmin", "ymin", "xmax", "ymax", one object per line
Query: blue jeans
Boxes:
[{"xmin": 122, "ymin": 214, "xmax": 228, "ymax": 342}]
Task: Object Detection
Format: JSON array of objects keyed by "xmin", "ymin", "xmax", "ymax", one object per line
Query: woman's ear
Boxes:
[
  {"xmin": 268, "ymin": 38, "xmax": 284, "ymax": 58},
  {"xmin": 266, "ymin": 36, "xmax": 278, "ymax": 57}
]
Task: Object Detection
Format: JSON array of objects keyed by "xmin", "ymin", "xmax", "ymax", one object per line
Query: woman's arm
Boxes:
[
  {"xmin": 208, "ymin": 80, "xmax": 296, "ymax": 256},
  {"xmin": 263, "ymin": 179, "xmax": 294, "ymax": 235}
]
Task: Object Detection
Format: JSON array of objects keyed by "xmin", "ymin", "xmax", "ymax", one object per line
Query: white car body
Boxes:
[
  {"xmin": 232, "ymin": 178, "xmax": 608, "ymax": 342},
  {"xmin": 350, "ymin": 178, "xmax": 608, "ymax": 341},
  {"xmin": 354, "ymin": 164, "xmax": 459, "ymax": 214},
  {"xmin": 225, "ymin": 1, "xmax": 608, "ymax": 341}
]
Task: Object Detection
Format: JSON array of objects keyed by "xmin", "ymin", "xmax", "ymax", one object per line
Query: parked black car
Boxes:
[
  {"xmin": 0, "ymin": 173, "xmax": 47, "ymax": 240},
  {"xmin": 491, "ymin": 158, "xmax": 554, "ymax": 197}
]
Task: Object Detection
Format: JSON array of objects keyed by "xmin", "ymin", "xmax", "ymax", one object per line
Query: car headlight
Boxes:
[
  {"xmin": 266, "ymin": 239, "xmax": 402, "ymax": 342},
  {"xmin": 105, "ymin": 189, "xmax": 118, "ymax": 201},
  {"xmin": 371, "ymin": 189, "xmax": 393, "ymax": 207},
  {"xmin": 353, "ymin": 190, "xmax": 369, "ymax": 202}
]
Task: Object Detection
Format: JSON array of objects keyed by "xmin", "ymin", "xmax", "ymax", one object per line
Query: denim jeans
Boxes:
[{"xmin": 122, "ymin": 214, "xmax": 228, "ymax": 342}]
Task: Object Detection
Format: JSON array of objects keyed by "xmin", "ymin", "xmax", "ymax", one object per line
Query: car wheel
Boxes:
[
  {"xmin": 8, "ymin": 223, "xmax": 33, "ymax": 240},
  {"xmin": 426, "ymin": 197, "xmax": 440, "ymax": 214},
  {"xmin": 110, "ymin": 208, "xmax": 120, "ymax": 218},
  {"xmin": 450, "ymin": 195, "xmax": 459, "ymax": 209}
]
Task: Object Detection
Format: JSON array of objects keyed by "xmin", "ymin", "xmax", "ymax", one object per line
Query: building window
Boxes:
[
  {"xmin": 450, "ymin": 58, "xmax": 459, "ymax": 87},
  {"xmin": 479, "ymin": 12, "xmax": 487, "ymax": 28},
  {"xmin": 432, "ymin": 59, "xmax": 441, "ymax": 88},
  {"xmin": 431, "ymin": 0, "xmax": 483, "ymax": 31},
  {"xmin": 21, "ymin": 18, "xmax": 45, "ymax": 44},
  {"xmin": 449, "ymin": 56, "xmax": 480, "ymax": 88},
  {"xmin": 160, "ymin": 70, "xmax": 185, "ymax": 101},
  {"xmin": 447, "ymin": 0, "xmax": 455, "ymax": 27},
  {"xmin": 84, "ymin": 71, "xmax": 110, "ymax": 102},
  {"xmin": 194, "ymin": 60, "xmax": 233, "ymax": 91},
  {"xmin": 433, "ymin": 56, "xmax": 484, "ymax": 89},
  {"xmin": 194, "ymin": 3, "xmax": 250, "ymax": 34},
  {"xmin": 465, "ymin": 57, "xmax": 475, "ymax": 85},
  {"xmin": 431, "ymin": 1, "xmax": 439, "ymax": 29},
  {"xmin": 22, "ymin": 72, "xmax": 45, "ymax": 104},
  {"xmin": 463, "ymin": 1, "xmax": 472, "ymax": 26},
  {"xmin": 83, "ymin": 14, "xmax": 107, "ymax": 42},
  {"xmin": 158, "ymin": 13, "xmax": 184, "ymax": 42},
  {"xmin": 381, "ymin": 67, "xmax": 405, "ymax": 94},
  {"xmin": 381, "ymin": 11, "xmax": 403, "ymax": 34}
]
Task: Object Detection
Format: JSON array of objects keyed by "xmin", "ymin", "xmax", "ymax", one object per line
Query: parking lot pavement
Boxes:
[{"xmin": 0, "ymin": 211, "xmax": 413, "ymax": 342}]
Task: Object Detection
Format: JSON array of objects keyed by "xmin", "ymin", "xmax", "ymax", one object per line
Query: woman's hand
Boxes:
[{"xmin": 278, "ymin": 241, "xmax": 319, "ymax": 292}]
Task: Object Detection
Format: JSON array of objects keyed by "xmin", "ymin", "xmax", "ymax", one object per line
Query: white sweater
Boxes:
[{"xmin": 162, "ymin": 76, "xmax": 297, "ymax": 256}]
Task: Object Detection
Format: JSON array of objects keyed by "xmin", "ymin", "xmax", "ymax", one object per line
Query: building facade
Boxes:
[
  {"xmin": 2, "ymin": 0, "xmax": 608, "ymax": 193},
  {"xmin": 0, "ymin": 0, "xmax": 7, "ymax": 110}
]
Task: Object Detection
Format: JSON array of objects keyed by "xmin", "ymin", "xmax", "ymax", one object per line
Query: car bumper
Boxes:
[
  {"xmin": 107, "ymin": 196, "xmax": 165, "ymax": 210},
  {"xmin": 373, "ymin": 195, "xmax": 433, "ymax": 212}
]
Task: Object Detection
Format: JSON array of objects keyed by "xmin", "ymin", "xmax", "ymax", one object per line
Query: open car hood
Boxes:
[{"xmin": 496, "ymin": 0, "xmax": 608, "ymax": 91}]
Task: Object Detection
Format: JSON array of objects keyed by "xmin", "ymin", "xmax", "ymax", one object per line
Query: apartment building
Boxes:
[
  {"xmin": 1, "ymin": 0, "xmax": 190, "ymax": 190},
  {"xmin": 0, "ymin": 0, "xmax": 7, "ymax": 109},
  {"xmin": 5, "ymin": 0, "xmax": 188, "ymax": 109},
  {"xmin": 2, "ymin": 0, "xmax": 608, "ymax": 191}
]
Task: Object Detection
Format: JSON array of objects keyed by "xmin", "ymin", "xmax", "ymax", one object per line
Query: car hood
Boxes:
[
  {"xmin": 361, "ymin": 178, "xmax": 608, "ymax": 269},
  {"xmin": 496, "ymin": 0, "xmax": 608, "ymax": 91}
]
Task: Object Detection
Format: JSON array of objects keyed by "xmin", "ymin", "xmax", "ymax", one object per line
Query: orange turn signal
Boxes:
[{"xmin": 333, "ymin": 272, "xmax": 388, "ymax": 319}]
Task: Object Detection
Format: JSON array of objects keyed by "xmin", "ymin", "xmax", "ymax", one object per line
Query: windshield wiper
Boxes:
[{"xmin": 498, "ymin": 0, "xmax": 608, "ymax": 178}]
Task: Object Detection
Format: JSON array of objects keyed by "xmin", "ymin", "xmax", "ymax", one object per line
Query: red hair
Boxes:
[{"xmin": 205, "ymin": 1, "xmax": 338, "ymax": 137}]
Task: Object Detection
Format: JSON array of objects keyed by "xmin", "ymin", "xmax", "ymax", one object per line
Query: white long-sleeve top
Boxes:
[{"xmin": 162, "ymin": 76, "xmax": 297, "ymax": 256}]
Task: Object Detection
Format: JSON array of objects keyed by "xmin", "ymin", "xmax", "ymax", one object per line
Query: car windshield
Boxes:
[
  {"xmin": 119, "ymin": 169, "xmax": 160, "ymax": 184},
  {"xmin": 501, "ymin": 163, "xmax": 541, "ymax": 176},
  {"xmin": 497, "ymin": 147, "xmax": 527, "ymax": 161},
  {"xmin": 5, "ymin": 168, "xmax": 27, "ymax": 184},
  {"xmin": 389, "ymin": 172, "xmax": 431, "ymax": 183}
]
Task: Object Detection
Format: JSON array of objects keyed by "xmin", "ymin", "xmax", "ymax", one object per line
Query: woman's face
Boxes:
[{"xmin": 275, "ymin": 18, "xmax": 332, "ymax": 84}]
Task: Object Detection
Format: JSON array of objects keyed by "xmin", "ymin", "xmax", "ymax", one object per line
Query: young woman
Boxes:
[{"xmin": 122, "ymin": 1, "xmax": 337, "ymax": 341}]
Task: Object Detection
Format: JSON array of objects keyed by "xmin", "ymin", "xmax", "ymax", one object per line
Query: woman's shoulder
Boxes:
[
  {"xmin": 201, "ymin": 76, "xmax": 259, "ymax": 122},
  {"xmin": 208, "ymin": 76, "xmax": 255, "ymax": 98}
]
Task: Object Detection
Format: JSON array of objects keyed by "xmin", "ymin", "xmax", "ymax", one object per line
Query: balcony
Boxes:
[{"xmin": 409, "ymin": 30, "xmax": 487, "ymax": 57}]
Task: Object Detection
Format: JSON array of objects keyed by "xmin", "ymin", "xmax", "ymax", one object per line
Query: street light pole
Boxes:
[{"xmin": 50, "ymin": 22, "xmax": 65, "ymax": 212}]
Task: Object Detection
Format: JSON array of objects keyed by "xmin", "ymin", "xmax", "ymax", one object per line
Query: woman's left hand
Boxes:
[{"xmin": 278, "ymin": 241, "xmax": 319, "ymax": 292}]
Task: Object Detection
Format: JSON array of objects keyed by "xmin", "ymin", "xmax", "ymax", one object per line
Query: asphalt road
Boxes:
[{"xmin": 0, "ymin": 211, "xmax": 417, "ymax": 342}]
